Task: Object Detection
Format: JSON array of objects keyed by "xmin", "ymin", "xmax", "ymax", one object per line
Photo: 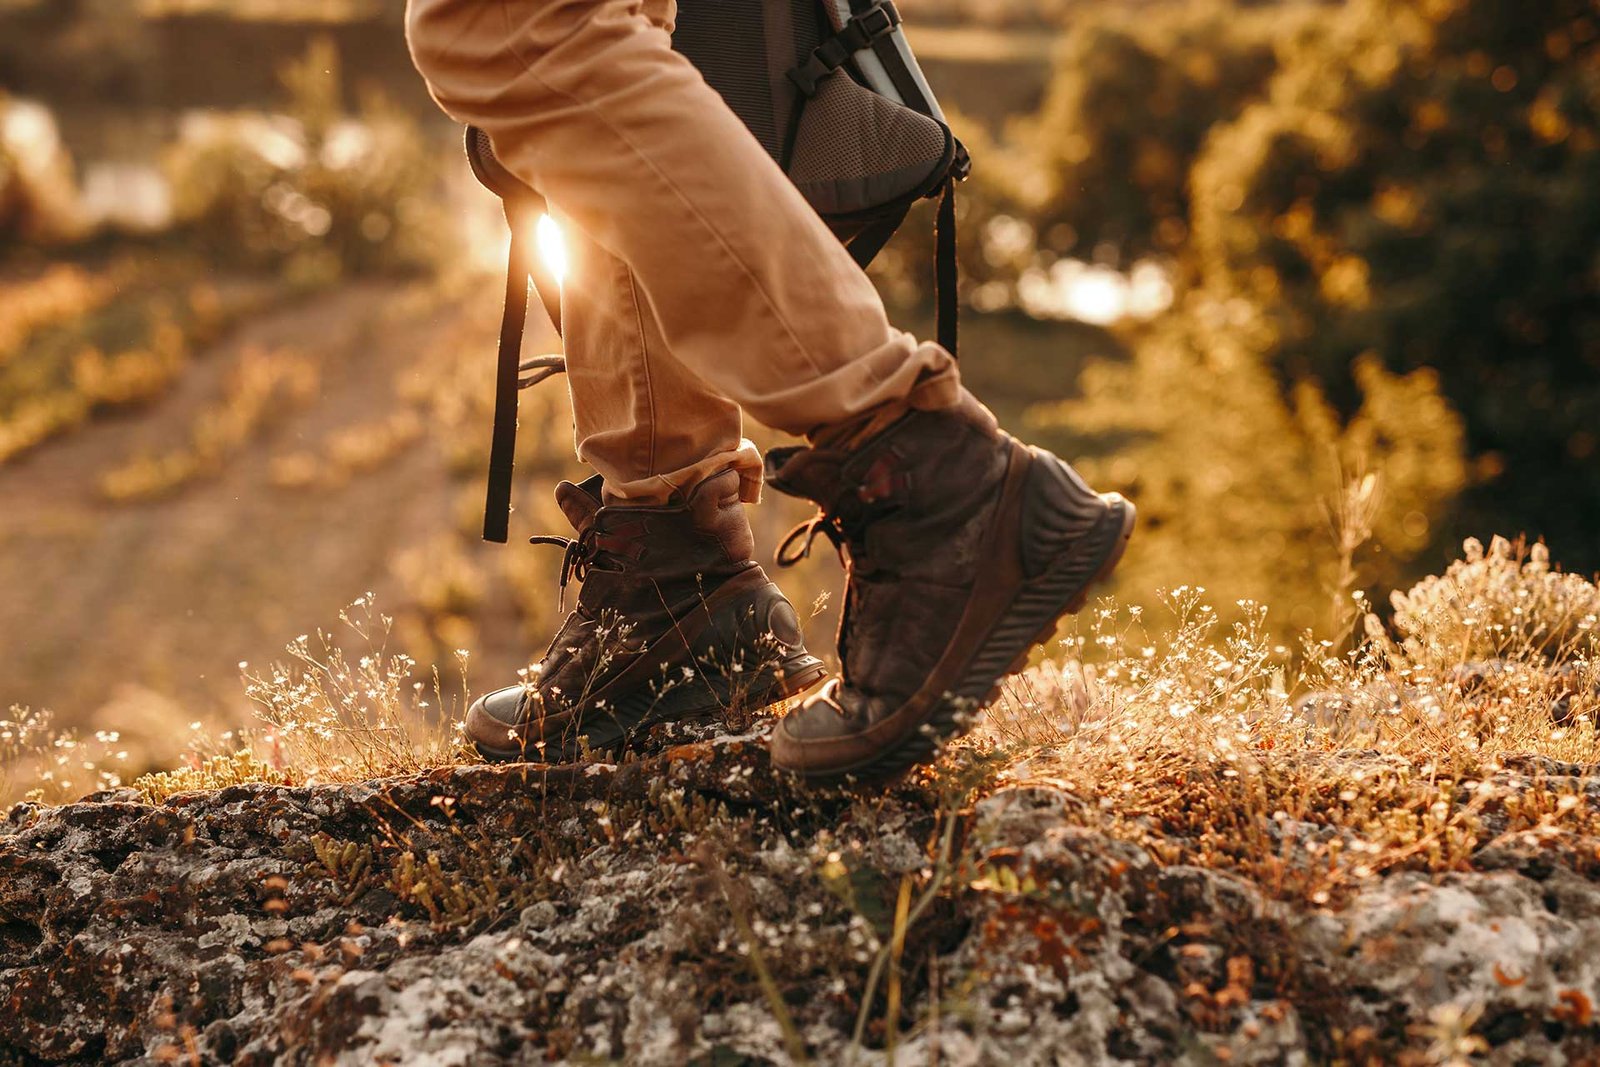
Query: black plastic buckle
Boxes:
[
  {"xmin": 856, "ymin": 2, "xmax": 899, "ymax": 40},
  {"xmin": 787, "ymin": 2, "xmax": 903, "ymax": 96},
  {"xmin": 789, "ymin": 39, "xmax": 849, "ymax": 95},
  {"xmin": 951, "ymin": 138, "xmax": 973, "ymax": 182}
]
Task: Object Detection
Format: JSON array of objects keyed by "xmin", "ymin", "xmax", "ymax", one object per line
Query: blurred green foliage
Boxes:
[
  {"xmin": 941, "ymin": 0, "xmax": 1600, "ymax": 618},
  {"xmin": 1187, "ymin": 0, "xmax": 1600, "ymax": 569},
  {"xmin": 164, "ymin": 36, "xmax": 451, "ymax": 283},
  {"xmin": 1032, "ymin": 305, "xmax": 1468, "ymax": 631}
]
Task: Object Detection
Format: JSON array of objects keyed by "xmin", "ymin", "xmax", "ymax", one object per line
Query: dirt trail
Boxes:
[
  {"xmin": 0, "ymin": 269, "xmax": 854, "ymax": 769},
  {"xmin": 0, "ymin": 280, "xmax": 519, "ymax": 738}
]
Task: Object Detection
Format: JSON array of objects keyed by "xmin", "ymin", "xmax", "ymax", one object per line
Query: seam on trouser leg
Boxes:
[
  {"xmin": 555, "ymin": 203, "xmax": 756, "ymax": 496},
  {"xmin": 496, "ymin": 1, "xmax": 835, "ymax": 381},
  {"xmin": 408, "ymin": 0, "xmax": 488, "ymax": 73},
  {"xmin": 622, "ymin": 264, "xmax": 660, "ymax": 481}
]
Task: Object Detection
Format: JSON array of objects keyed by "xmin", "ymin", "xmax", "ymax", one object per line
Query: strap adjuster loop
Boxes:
[
  {"xmin": 787, "ymin": 2, "xmax": 903, "ymax": 97},
  {"xmin": 856, "ymin": 2, "xmax": 898, "ymax": 40}
]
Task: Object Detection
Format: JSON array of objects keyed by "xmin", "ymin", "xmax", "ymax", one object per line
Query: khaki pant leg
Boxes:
[
  {"xmin": 557, "ymin": 215, "xmax": 762, "ymax": 504},
  {"xmin": 405, "ymin": 0, "xmax": 961, "ymax": 439}
]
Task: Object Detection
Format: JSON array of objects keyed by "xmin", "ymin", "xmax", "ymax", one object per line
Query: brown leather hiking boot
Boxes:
[
  {"xmin": 766, "ymin": 391, "xmax": 1134, "ymax": 781},
  {"xmin": 465, "ymin": 470, "xmax": 827, "ymax": 762}
]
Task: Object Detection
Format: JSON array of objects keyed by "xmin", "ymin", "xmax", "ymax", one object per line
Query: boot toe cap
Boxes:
[
  {"xmin": 770, "ymin": 683, "xmax": 897, "ymax": 775},
  {"xmin": 465, "ymin": 685, "xmax": 538, "ymax": 759},
  {"xmin": 474, "ymin": 684, "xmax": 532, "ymax": 727}
]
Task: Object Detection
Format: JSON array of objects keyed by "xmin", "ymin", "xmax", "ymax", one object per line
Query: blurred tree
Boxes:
[
  {"xmin": 1014, "ymin": 1, "xmax": 1295, "ymax": 267},
  {"xmin": 1029, "ymin": 297, "xmax": 1468, "ymax": 629},
  {"xmin": 1189, "ymin": 0, "xmax": 1600, "ymax": 569},
  {"xmin": 877, "ymin": 3, "xmax": 1294, "ymax": 306}
]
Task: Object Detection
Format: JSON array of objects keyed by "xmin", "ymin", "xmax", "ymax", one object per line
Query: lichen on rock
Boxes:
[{"xmin": 3, "ymin": 713, "xmax": 1599, "ymax": 1065}]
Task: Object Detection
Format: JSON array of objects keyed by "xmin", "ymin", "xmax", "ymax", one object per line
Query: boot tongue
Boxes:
[
  {"xmin": 764, "ymin": 446, "xmax": 846, "ymax": 506},
  {"xmin": 553, "ymin": 475, "xmax": 604, "ymax": 534}
]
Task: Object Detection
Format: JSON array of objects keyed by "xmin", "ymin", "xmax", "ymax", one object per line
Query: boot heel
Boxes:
[
  {"xmin": 1019, "ymin": 449, "xmax": 1118, "ymax": 578},
  {"xmin": 959, "ymin": 494, "xmax": 1136, "ymax": 704}
]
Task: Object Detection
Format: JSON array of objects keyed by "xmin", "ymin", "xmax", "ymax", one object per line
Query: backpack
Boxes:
[{"xmin": 466, "ymin": 0, "xmax": 969, "ymax": 542}]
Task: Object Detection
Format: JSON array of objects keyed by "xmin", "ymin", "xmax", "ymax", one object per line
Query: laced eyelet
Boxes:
[
  {"xmin": 530, "ymin": 529, "xmax": 602, "ymax": 610},
  {"xmin": 776, "ymin": 511, "xmax": 847, "ymax": 568}
]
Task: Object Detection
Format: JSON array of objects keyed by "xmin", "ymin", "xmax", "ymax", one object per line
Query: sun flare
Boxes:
[{"xmin": 536, "ymin": 213, "xmax": 568, "ymax": 287}]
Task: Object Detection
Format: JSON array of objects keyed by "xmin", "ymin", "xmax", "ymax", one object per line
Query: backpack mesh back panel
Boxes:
[
  {"xmin": 670, "ymin": 2, "xmax": 787, "ymax": 159},
  {"xmin": 787, "ymin": 71, "xmax": 951, "ymax": 217},
  {"xmin": 469, "ymin": 0, "xmax": 967, "ymax": 542}
]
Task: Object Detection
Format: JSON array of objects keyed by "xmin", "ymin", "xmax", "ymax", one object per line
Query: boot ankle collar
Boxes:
[
  {"xmin": 554, "ymin": 474, "xmax": 605, "ymax": 534},
  {"xmin": 765, "ymin": 435, "xmax": 911, "ymax": 512},
  {"xmin": 769, "ymin": 442, "xmax": 912, "ymax": 568}
]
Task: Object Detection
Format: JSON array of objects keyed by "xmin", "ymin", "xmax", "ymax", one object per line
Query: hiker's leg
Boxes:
[
  {"xmin": 464, "ymin": 221, "xmax": 824, "ymax": 763},
  {"xmin": 408, "ymin": 0, "xmax": 1137, "ymax": 780},
  {"xmin": 558, "ymin": 213, "xmax": 762, "ymax": 505},
  {"xmin": 465, "ymin": 198, "xmax": 822, "ymax": 761},
  {"xmin": 405, "ymin": 0, "xmax": 959, "ymax": 439}
]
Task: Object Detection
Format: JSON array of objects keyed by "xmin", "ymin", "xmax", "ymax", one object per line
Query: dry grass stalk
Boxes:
[
  {"xmin": 239, "ymin": 595, "xmax": 472, "ymax": 784},
  {"xmin": 971, "ymin": 536, "xmax": 1600, "ymax": 906}
]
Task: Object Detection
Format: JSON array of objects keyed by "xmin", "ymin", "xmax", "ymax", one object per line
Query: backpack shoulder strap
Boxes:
[
  {"xmin": 484, "ymin": 199, "xmax": 537, "ymax": 543},
  {"xmin": 467, "ymin": 126, "xmax": 569, "ymax": 543}
]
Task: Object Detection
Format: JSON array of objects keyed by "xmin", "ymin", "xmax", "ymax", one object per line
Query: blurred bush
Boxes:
[
  {"xmin": 1030, "ymin": 298, "xmax": 1468, "ymax": 630},
  {"xmin": 164, "ymin": 36, "xmax": 452, "ymax": 283},
  {"xmin": 1187, "ymin": 0, "xmax": 1600, "ymax": 568},
  {"xmin": 0, "ymin": 266, "xmax": 229, "ymax": 464},
  {"xmin": 0, "ymin": 95, "xmax": 87, "ymax": 244}
]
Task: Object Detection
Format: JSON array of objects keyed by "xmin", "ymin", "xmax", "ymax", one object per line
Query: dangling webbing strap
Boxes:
[
  {"xmin": 483, "ymin": 198, "xmax": 566, "ymax": 543},
  {"xmin": 484, "ymin": 205, "xmax": 534, "ymax": 544},
  {"xmin": 843, "ymin": 178, "xmax": 959, "ymax": 357},
  {"xmin": 934, "ymin": 176, "xmax": 959, "ymax": 356}
]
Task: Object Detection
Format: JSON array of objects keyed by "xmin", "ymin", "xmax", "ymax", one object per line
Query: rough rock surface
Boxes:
[{"xmin": 3, "ymin": 729, "xmax": 1599, "ymax": 1065}]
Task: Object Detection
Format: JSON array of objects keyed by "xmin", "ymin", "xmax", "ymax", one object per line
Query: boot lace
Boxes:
[
  {"xmin": 530, "ymin": 529, "xmax": 601, "ymax": 610},
  {"xmin": 775, "ymin": 452, "xmax": 909, "ymax": 569},
  {"xmin": 778, "ymin": 511, "xmax": 866, "ymax": 692},
  {"xmin": 776, "ymin": 511, "xmax": 848, "ymax": 567}
]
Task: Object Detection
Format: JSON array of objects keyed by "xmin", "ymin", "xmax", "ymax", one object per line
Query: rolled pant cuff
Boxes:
[{"xmin": 599, "ymin": 438, "xmax": 766, "ymax": 507}]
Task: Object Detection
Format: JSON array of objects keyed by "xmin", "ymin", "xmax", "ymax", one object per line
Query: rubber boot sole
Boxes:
[
  {"xmin": 469, "ymin": 569, "xmax": 829, "ymax": 763},
  {"xmin": 469, "ymin": 652, "xmax": 827, "ymax": 763}
]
